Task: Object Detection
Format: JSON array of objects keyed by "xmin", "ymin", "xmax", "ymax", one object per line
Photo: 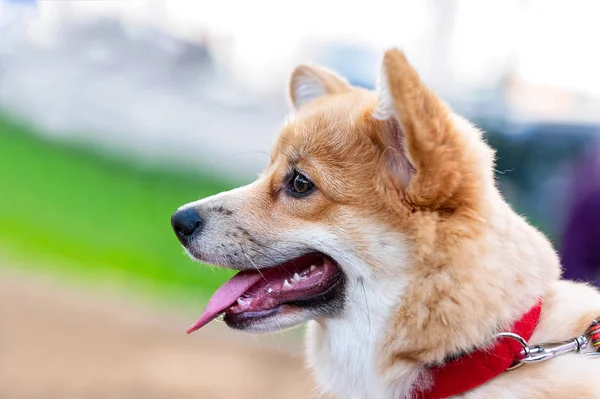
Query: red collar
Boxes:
[{"xmin": 413, "ymin": 299, "xmax": 543, "ymax": 399}]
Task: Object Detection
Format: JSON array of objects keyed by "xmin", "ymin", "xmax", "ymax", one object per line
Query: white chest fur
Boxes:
[
  {"xmin": 306, "ymin": 279, "xmax": 409, "ymax": 399},
  {"xmin": 307, "ymin": 318, "xmax": 385, "ymax": 398}
]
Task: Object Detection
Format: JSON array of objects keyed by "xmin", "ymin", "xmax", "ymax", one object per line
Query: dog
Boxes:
[{"xmin": 171, "ymin": 49, "xmax": 600, "ymax": 398}]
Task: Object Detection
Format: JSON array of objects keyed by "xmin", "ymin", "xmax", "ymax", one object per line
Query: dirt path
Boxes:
[{"xmin": 0, "ymin": 270, "xmax": 315, "ymax": 399}]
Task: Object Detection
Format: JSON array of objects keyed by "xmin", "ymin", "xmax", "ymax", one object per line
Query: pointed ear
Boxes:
[
  {"xmin": 374, "ymin": 49, "xmax": 471, "ymax": 209},
  {"xmin": 289, "ymin": 65, "xmax": 351, "ymax": 109}
]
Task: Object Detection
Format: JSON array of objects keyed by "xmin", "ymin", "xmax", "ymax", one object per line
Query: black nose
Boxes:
[{"xmin": 171, "ymin": 208, "xmax": 203, "ymax": 243}]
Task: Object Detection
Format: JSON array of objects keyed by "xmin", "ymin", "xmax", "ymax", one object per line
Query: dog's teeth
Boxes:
[
  {"xmin": 237, "ymin": 298, "xmax": 246, "ymax": 306},
  {"xmin": 310, "ymin": 265, "xmax": 317, "ymax": 272},
  {"xmin": 267, "ymin": 288, "xmax": 273, "ymax": 294},
  {"xmin": 283, "ymin": 279, "xmax": 292, "ymax": 288},
  {"xmin": 293, "ymin": 272, "xmax": 301, "ymax": 282}
]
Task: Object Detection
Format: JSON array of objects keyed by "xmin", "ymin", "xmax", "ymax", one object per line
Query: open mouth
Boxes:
[{"xmin": 187, "ymin": 253, "xmax": 343, "ymax": 333}]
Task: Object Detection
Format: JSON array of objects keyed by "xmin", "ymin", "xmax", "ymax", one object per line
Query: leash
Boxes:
[
  {"xmin": 414, "ymin": 299, "xmax": 600, "ymax": 399},
  {"xmin": 500, "ymin": 319, "xmax": 600, "ymax": 369}
]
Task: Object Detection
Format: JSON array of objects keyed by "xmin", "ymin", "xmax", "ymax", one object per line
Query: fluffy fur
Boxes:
[{"xmin": 177, "ymin": 49, "xmax": 600, "ymax": 398}]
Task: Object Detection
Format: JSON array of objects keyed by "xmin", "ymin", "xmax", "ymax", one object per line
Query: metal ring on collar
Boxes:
[{"xmin": 494, "ymin": 332, "xmax": 530, "ymax": 370}]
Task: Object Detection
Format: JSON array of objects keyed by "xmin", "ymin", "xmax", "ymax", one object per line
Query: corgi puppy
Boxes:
[{"xmin": 171, "ymin": 49, "xmax": 600, "ymax": 398}]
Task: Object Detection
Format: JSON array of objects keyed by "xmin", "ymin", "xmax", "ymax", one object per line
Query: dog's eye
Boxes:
[{"xmin": 288, "ymin": 171, "xmax": 315, "ymax": 197}]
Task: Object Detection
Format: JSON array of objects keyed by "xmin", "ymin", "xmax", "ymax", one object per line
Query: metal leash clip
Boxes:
[{"xmin": 496, "ymin": 319, "xmax": 600, "ymax": 370}]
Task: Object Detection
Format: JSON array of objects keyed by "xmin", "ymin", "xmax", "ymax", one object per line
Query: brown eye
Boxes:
[{"xmin": 289, "ymin": 171, "xmax": 315, "ymax": 197}]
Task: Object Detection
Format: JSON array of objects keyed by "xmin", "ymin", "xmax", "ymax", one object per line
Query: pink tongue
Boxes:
[{"xmin": 187, "ymin": 270, "xmax": 265, "ymax": 334}]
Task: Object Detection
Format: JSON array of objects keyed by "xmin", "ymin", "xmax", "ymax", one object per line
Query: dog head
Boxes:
[
  {"xmin": 172, "ymin": 48, "xmax": 562, "ymax": 398},
  {"xmin": 172, "ymin": 50, "xmax": 556, "ymax": 359}
]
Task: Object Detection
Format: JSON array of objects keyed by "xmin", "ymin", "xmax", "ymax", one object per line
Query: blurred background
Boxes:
[{"xmin": 1, "ymin": 0, "xmax": 600, "ymax": 397}]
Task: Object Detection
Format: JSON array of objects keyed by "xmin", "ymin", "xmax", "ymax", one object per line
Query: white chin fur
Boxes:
[
  {"xmin": 281, "ymin": 222, "xmax": 410, "ymax": 399},
  {"xmin": 229, "ymin": 307, "xmax": 311, "ymax": 333}
]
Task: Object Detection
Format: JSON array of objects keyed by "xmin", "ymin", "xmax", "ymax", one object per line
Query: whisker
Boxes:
[
  {"xmin": 247, "ymin": 241, "xmax": 295, "ymax": 277},
  {"xmin": 240, "ymin": 244, "xmax": 268, "ymax": 283}
]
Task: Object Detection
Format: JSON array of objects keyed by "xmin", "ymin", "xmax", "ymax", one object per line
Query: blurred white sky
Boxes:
[{"xmin": 6, "ymin": 0, "xmax": 600, "ymax": 95}]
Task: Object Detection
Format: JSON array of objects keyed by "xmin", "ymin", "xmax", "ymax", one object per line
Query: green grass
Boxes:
[{"xmin": 0, "ymin": 115, "xmax": 240, "ymax": 299}]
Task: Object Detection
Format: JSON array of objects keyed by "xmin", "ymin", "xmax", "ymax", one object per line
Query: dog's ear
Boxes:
[
  {"xmin": 374, "ymin": 48, "xmax": 478, "ymax": 210},
  {"xmin": 289, "ymin": 65, "xmax": 351, "ymax": 109}
]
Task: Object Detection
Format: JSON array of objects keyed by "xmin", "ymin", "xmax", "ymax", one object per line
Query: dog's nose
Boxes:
[{"xmin": 171, "ymin": 208, "xmax": 203, "ymax": 243}]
